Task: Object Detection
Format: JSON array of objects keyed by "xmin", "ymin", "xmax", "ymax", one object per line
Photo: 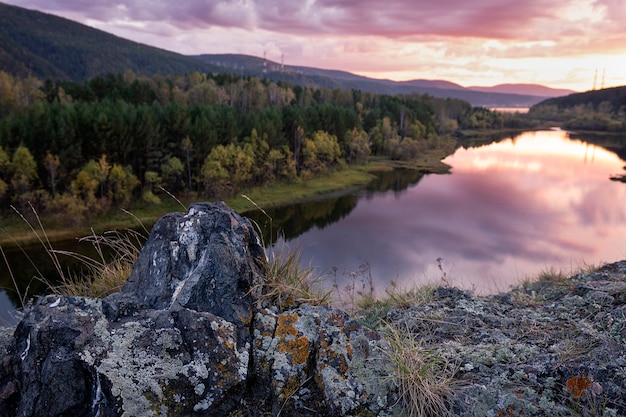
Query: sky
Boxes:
[{"xmin": 5, "ymin": 0, "xmax": 626, "ymax": 91}]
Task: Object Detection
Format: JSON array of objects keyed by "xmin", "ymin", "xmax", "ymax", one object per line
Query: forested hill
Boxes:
[
  {"xmin": 3, "ymin": 2, "xmax": 561, "ymax": 107},
  {"xmin": 0, "ymin": 2, "xmax": 221, "ymax": 80},
  {"xmin": 532, "ymin": 85, "xmax": 626, "ymax": 110},
  {"xmin": 528, "ymin": 85, "xmax": 626, "ymax": 132}
]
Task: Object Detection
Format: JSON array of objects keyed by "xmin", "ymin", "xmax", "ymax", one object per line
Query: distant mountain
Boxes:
[
  {"xmin": 402, "ymin": 79, "xmax": 466, "ymax": 90},
  {"xmin": 0, "ymin": 2, "xmax": 220, "ymax": 80},
  {"xmin": 0, "ymin": 2, "xmax": 571, "ymax": 108},
  {"xmin": 468, "ymin": 83, "xmax": 576, "ymax": 97},
  {"xmin": 197, "ymin": 54, "xmax": 560, "ymax": 107}
]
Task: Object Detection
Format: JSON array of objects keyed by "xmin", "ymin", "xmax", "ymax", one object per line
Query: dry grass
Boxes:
[
  {"xmin": 244, "ymin": 194, "xmax": 332, "ymax": 311},
  {"xmin": 6, "ymin": 203, "xmax": 145, "ymax": 299},
  {"xmin": 513, "ymin": 263, "xmax": 600, "ymax": 305},
  {"xmin": 49, "ymin": 229, "xmax": 144, "ymax": 297},
  {"xmin": 384, "ymin": 280, "xmax": 438, "ymax": 309},
  {"xmin": 259, "ymin": 241, "xmax": 332, "ymax": 311},
  {"xmin": 384, "ymin": 323, "xmax": 457, "ymax": 417},
  {"xmin": 332, "ymin": 261, "xmax": 438, "ymax": 329},
  {"xmin": 329, "ymin": 262, "xmax": 457, "ymax": 416}
]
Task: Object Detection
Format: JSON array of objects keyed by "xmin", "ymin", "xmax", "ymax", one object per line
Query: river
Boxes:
[
  {"xmin": 2, "ymin": 129, "xmax": 626, "ymax": 323},
  {"xmin": 248, "ymin": 129, "xmax": 626, "ymax": 296}
]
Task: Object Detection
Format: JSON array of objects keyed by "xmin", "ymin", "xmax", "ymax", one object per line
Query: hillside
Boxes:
[
  {"xmin": 532, "ymin": 85, "xmax": 626, "ymax": 110},
  {"xmin": 529, "ymin": 85, "xmax": 626, "ymax": 133},
  {"xmin": 468, "ymin": 83, "xmax": 575, "ymax": 97},
  {"xmin": 2, "ymin": 2, "xmax": 568, "ymax": 107},
  {"xmin": 0, "ymin": 2, "xmax": 220, "ymax": 80}
]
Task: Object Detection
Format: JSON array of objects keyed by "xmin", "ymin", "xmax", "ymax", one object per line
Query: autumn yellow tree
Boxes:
[{"xmin": 43, "ymin": 151, "xmax": 61, "ymax": 198}]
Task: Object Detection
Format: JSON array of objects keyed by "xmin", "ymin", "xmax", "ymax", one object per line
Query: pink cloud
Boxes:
[
  {"xmin": 9, "ymin": 0, "xmax": 565, "ymax": 38},
  {"xmin": 254, "ymin": 0, "xmax": 560, "ymax": 38},
  {"xmin": 6, "ymin": 0, "xmax": 626, "ymax": 90}
]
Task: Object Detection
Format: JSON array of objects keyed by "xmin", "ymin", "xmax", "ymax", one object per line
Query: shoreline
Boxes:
[{"xmin": 0, "ymin": 157, "xmax": 451, "ymax": 249}]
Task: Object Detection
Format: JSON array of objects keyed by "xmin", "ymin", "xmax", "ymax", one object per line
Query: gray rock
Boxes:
[
  {"xmin": 0, "ymin": 202, "xmax": 266, "ymax": 416},
  {"xmin": 253, "ymin": 305, "xmax": 399, "ymax": 416},
  {"xmin": 115, "ymin": 201, "xmax": 266, "ymax": 333},
  {"xmin": 388, "ymin": 261, "xmax": 626, "ymax": 417}
]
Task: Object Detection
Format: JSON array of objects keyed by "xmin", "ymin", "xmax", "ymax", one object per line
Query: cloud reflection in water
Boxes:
[{"xmin": 286, "ymin": 130, "xmax": 626, "ymax": 294}]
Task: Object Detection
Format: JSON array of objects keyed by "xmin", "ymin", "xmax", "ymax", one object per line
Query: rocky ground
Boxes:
[
  {"xmin": 385, "ymin": 261, "xmax": 626, "ymax": 416},
  {"xmin": 0, "ymin": 202, "xmax": 624, "ymax": 416}
]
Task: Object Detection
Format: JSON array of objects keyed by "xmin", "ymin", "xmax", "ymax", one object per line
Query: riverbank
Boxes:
[{"xmin": 0, "ymin": 155, "xmax": 451, "ymax": 249}]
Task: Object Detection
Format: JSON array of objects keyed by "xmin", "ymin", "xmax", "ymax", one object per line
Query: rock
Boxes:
[
  {"xmin": 112, "ymin": 201, "xmax": 266, "ymax": 337},
  {"xmin": 5, "ymin": 295, "xmax": 251, "ymax": 417},
  {"xmin": 0, "ymin": 202, "xmax": 266, "ymax": 416},
  {"xmin": 388, "ymin": 261, "xmax": 626, "ymax": 416},
  {"xmin": 0, "ymin": 202, "xmax": 398, "ymax": 417},
  {"xmin": 253, "ymin": 305, "xmax": 398, "ymax": 416}
]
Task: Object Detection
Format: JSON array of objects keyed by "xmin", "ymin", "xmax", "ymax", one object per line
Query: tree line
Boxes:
[
  {"xmin": 0, "ymin": 70, "xmax": 504, "ymax": 226},
  {"xmin": 528, "ymin": 86, "xmax": 626, "ymax": 132}
]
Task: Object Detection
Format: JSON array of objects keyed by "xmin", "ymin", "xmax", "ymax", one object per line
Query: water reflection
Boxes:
[
  {"xmin": 270, "ymin": 130, "xmax": 626, "ymax": 295},
  {"xmin": 0, "ymin": 234, "xmax": 137, "ymax": 324},
  {"xmin": 245, "ymin": 169, "xmax": 425, "ymax": 245},
  {"xmin": 2, "ymin": 130, "xmax": 625, "ymax": 322}
]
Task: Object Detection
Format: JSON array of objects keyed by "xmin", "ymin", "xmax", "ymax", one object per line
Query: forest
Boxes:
[
  {"xmin": 529, "ymin": 85, "xmax": 626, "ymax": 132},
  {"xmin": 0, "ymin": 70, "xmax": 518, "ymax": 227}
]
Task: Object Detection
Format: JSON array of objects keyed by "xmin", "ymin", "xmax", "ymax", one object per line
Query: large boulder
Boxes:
[
  {"xmin": 112, "ymin": 201, "xmax": 267, "ymax": 337},
  {"xmin": 0, "ymin": 202, "xmax": 397, "ymax": 417},
  {"xmin": 0, "ymin": 202, "xmax": 266, "ymax": 416}
]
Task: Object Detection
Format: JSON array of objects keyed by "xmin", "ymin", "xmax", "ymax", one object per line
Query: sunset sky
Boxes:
[{"xmin": 5, "ymin": 0, "xmax": 626, "ymax": 91}]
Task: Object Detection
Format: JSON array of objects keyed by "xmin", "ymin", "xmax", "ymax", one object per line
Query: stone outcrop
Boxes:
[
  {"xmin": 391, "ymin": 264, "xmax": 626, "ymax": 416},
  {"xmin": 0, "ymin": 202, "xmax": 398, "ymax": 417},
  {"xmin": 0, "ymin": 201, "xmax": 625, "ymax": 416},
  {"xmin": 252, "ymin": 305, "xmax": 395, "ymax": 416}
]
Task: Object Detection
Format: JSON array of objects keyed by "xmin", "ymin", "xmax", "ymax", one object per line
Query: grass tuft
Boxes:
[
  {"xmin": 5, "ymin": 203, "xmax": 145, "ymax": 300},
  {"xmin": 384, "ymin": 323, "xmax": 457, "ymax": 417},
  {"xmin": 513, "ymin": 263, "xmax": 601, "ymax": 305},
  {"xmin": 259, "ymin": 241, "xmax": 331, "ymax": 311},
  {"xmin": 49, "ymin": 229, "xmax": 144, "ymax": 298},
  {"xmin": 244, "ymin": 194, "xmax": 332, "ymax": 312},
  {"xmin": 332, "ymin": 262, "xmax": 438, "ymax": 329}
]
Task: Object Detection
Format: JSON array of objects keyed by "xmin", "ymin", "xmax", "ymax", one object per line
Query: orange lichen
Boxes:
[
  {"xmin": 566, "ymin": 372, "xmax": 593, "ymax": 399},
  {"xmin": 318, "ymin": 344, "xmax": 349, "ymax": 374},
  {"xmin": 275, "ymin": 312, "xmax": 311, "ymax": 365},
  {"xmin": 497, "ymin": 406, "xmax": 524, "ymax": 417},
  {"xmin": 327, "ymin": 312, "xmax": 345, "ymax": 327},
  {"xmin": 345, "ymin": 341, "xmax": 353, "ymax": 359},
  {"xmin": 276, "ymin": 313, "xmax": 299, "ymax": 338},
  {"xmin": 240, "ymin": 310, "xmax": 254, "ymax": 326},
  {"xmin": 319, "ymin": 337, "xmax": 330, "ymax": 350},
  {"xmin": 278, "ymin": 335, "xmax": 310, "ymax": 365}
]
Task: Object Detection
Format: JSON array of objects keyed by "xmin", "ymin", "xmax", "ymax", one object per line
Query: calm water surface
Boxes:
[
  {"xmin": 2, "ymin": 129, "xmax": 626, "ymax": 322},
  {"xmin": 254, "ymin": 129, "xmax": 626, "ymax": 295}
]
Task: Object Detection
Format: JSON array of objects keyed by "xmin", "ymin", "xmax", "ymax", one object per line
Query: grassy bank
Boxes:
[{"xmin": 0, "ymin": 157, "xmax": 449, "ymax": 249}]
